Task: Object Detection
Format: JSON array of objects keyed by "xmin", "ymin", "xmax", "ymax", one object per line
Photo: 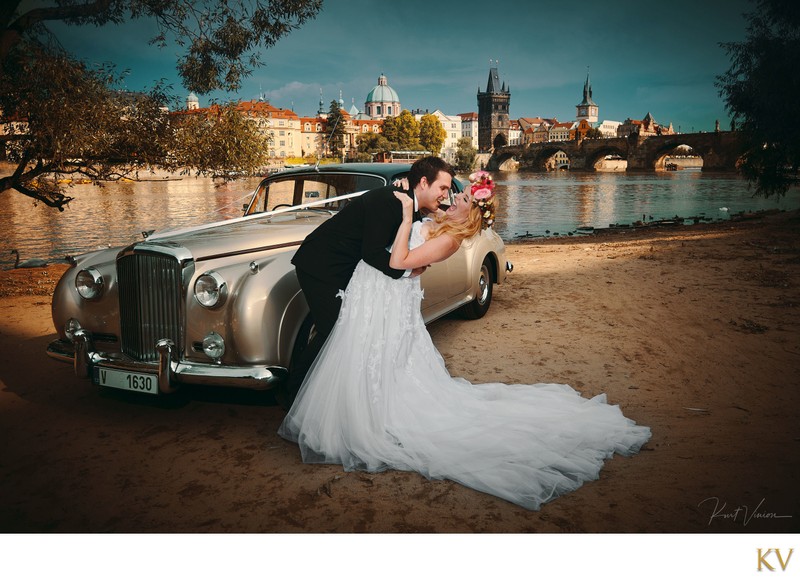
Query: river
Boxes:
[{"xmin": 2, "ymin": 169, "xmax": 799, "ymax": 270}]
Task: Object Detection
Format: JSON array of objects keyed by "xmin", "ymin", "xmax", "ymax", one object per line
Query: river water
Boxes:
[{"xmin": 2, "ymin": 169, "xmax": 799, "ymax": 270}]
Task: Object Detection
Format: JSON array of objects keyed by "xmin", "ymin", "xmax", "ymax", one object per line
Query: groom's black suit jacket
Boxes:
[{"xmin": 291, "ymin": 184, "xmax": 418, "ymax": 291}]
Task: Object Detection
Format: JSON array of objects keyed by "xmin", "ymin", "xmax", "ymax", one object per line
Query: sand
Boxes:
[{"xmin": 0, "ymin": 211, "xmax": 798, "ymax": 533}]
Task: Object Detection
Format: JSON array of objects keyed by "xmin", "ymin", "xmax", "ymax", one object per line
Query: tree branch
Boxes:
[
  {"xmin": 12, "ymin": 181, "xmax": 74, "ymax": 210},
  {"xmin": 8, "ymin": 0, "xmax": 113, "ymax": 33},
  {"xmin": 1, "ymin": 1, "xmax": 24, "ymax": 30}
]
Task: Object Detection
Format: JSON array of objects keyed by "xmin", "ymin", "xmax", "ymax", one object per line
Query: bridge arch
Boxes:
[
  {"xmin": 637, "ymin": 132, "xmax": 742, "ymax": 171},
  {"xmin": 522, "ymin": 142, "xmax": 574, "ymax": 171},
  {"xmin": 582, "ymin": 145, "xmax": 629, "ymax": 170},
  {"xmin": 649, "ymin": 142, "xmax": 701, "ymax": 170},
  {"xmin": 489, "ymin": 148, "xmax": 520, "ymax": 170}
]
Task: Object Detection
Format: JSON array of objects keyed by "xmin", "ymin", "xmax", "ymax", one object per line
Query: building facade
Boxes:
[
  {"xmin": 595, "ymin": 120, "xmax": 620, "ymax": 138},
  {"xmin": 549, "ymin": 121, "xmax": 574, "ymax": 142},
  {"xmin": 176, "ymin": 98, "xmax": 302, "ymax": 159},
  {"xmin": 459, "ymin": 112, "xmax": 479, "ymax": 149},
  {"xmin": 413, "ymin": 109, "xmax": 463, "ymax": 162},
  {"xmin": 617, "ymin": 112, "xmax": 675, "ymax": 138}
]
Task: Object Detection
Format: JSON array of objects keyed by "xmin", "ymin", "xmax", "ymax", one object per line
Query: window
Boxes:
[
  {"xmin": 377, "ymin": 106, "xmax": 382, "ymax": 115},
  {"xmin": 254, "ymin": 173, "xmax": 387, "ymax": 214},
  {"xmin": 304, "ymin": 123, "xmax": 311, "ymax": 131},
  {"xmin": 387, "ymin": 107, "xmax": 392, "ymax": 115}
]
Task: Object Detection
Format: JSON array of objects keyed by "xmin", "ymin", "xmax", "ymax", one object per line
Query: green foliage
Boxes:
[
  {"xmin": 454, "ymin": 137, "xmax": 477, "ymax": 172},
  {"xmin": 2, "ymin": 0, "xmax": 323, "ymax": 94},
  {"xmin": 0, "ymin": 40, "xmax": 173, "ymax": 209},
  {"xmin": 170, "ymin": 104, "xmax": 271, "ymax": 179},
  {"xmin": 419, "ymin": 113, "xmax": 446, "ymax": 155},
  {"xmin": 716, "ymin": 0, "xmax": 800, "ymax": 197},
  {"xmin": 356, "ymin": 132, "xmax": 396, "ymax": 156},
  {"xmin": 0, "ymin": 0, "xmax": 321, "ymax": 208},
  {"xmin": 383, "ymin": 110, "xmax": 422, "ymax": 151},
  {"xmin": 323, "ymin": 99, "xmax": 346, "ymax": 159}
]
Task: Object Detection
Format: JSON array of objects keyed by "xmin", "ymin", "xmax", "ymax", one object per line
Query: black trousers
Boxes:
[{"xmin": 285, "ymin": 267, "xmax": 344, "ymax": 399}]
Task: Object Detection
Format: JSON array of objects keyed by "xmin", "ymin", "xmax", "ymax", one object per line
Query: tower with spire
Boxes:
[
  {"xmin": 576, "ymin": 70, "xmax": 598, "ymax": 124},
  {"xmin": 317, "ymin": 88, "xmax": 326, "ymax": 116},
  {"xmin": 477, "ymin": 60, "xmax": 511, "ymax": 152}
]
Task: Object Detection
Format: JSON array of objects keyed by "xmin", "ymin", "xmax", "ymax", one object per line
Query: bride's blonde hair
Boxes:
[{"xmin": 426, "ymin": 201, "xmax": 483, "ymax": 243}]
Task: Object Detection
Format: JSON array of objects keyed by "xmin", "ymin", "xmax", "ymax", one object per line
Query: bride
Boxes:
[{"xmin": 278, "ymin": 172, "xmax": 651, "ymax": 510}]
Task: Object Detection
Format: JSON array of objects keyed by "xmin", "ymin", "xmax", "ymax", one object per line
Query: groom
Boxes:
[{"xmin": 286, "ymin": 156, "xmax": 455, "ymax": 401}]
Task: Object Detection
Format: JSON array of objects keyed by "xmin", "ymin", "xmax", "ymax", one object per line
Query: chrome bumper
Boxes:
[{"xmin": 46, "ymin": 331, "xmax": 287, "ymax": 393}]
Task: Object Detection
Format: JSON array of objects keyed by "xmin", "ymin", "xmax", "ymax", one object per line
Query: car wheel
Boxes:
[
  {"xmin": 274, "ymin": 313, "xmax": 316, "ymax": 410},
  {"xmin": 460, "ymin": 256, "xmax": 494, "ymax": 320}
]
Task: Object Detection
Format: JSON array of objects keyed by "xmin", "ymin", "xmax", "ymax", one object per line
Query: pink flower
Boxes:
[
  {"xmin": 472, "ymin": 187, "xmax": 493, "ymax": 200},
  {"xmin": 469, "ymin": 170, "xmax": 492, "ymax": 183}
]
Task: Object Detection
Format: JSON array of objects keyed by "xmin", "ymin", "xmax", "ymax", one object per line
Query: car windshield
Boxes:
[{"xmin": 245, "ymin": 172, "xmax": 387, "ymax": 215}]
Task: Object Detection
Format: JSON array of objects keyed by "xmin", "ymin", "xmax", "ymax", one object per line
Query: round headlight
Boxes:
[
  {"xmin": 194, "ymin": 272, "xmax": 227, "ymax": 308},
  {"xmin": 202, "ymin": 332, "xmax": 225, "ymax": 360},
  {"xmin": 75, "ymin": 268, "xmax": 104, "ymax": 299}
]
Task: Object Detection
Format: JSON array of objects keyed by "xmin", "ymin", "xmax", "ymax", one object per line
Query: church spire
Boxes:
[{"xmin": 576, "ymin": 68, "xmax": 598, "ymax": 123}]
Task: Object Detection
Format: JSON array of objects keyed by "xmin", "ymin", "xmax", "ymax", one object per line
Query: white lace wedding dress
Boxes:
[{"xmin": 278, "ymin": 221, "xmax": 651, "ymax": 510}]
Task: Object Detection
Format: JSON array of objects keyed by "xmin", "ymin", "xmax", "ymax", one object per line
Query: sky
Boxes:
[{"xmin": 41, "ymin": 0, "xmax": 754, "ymax": 132}]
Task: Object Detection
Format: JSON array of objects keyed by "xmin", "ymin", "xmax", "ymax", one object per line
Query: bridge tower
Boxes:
[
  {"xmin": 477, "ymin": 62, "xmax": 511, "ymax": 152},
  {"xmin": 576, "ymin": 71, "xmax": 598, "ymax": 124}
]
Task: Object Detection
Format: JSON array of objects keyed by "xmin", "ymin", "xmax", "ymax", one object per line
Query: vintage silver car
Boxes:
[{"xmin": 47, "ymin": 163, "xmax": 511, "ymax": 405}]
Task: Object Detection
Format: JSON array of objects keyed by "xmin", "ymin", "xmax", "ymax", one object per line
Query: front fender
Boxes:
[
  {"xmin": 212, "ymin": 249, "xmax": 306, "ymax": 367},
  {"xmin": 50, "ymin": 248, "xmax": 125, "ymax": 341}
]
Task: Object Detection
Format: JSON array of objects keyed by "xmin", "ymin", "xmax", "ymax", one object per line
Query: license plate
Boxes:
[{"xmin": 96, "ymin": 367, "xmax": 158, "ymax": 394}]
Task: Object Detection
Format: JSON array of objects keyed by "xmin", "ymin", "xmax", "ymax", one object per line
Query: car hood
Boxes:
[{"xmin": 143, "ymin": 213, "xmax": 325, "ymax": 261}]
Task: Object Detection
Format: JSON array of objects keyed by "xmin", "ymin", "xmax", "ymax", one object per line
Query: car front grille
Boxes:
[{"xmin": 117, "ymin": 252, "xmax": 183, "ymax": 362}]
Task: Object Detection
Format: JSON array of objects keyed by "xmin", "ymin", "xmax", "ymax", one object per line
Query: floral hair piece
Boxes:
[{"xmin": 468, "ymin": 170, "xmax": 496, "ymax": 230}]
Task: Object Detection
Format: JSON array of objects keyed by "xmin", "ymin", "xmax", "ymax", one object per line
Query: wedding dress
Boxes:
[{"xmin": 278, "ymin": 221, "xmax": 651, "ymax": 510}]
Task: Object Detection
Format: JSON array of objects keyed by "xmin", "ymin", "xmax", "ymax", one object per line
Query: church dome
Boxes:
[{"xmin": 365, "ymin": 74, "xmax": 400, "ymax": 104}]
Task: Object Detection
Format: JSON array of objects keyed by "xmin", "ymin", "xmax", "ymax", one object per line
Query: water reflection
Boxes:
[
  {"xmin": 1, "ymin": 170, "xmax": 799, "ymax": 269},
  {"xmin": 1, "ymin": 175, "xmax": 261, "ymax": 269},
  {"xmin": 492, "ymin": 170, "xmax": 800, "ymax": 239}
]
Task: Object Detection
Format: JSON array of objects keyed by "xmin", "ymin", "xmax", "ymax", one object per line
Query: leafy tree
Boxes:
[
  {"xmin": 356, "ymin": 131, "xmax": 396, "ymax": 157},
  {"xmin": 323, "ymin": 99, "xmax": 346, "ymax": 160},
  {"xmin": 381, "ymin": 116, "xmax": 398, "ymax": 146},
  {"xmin": 454, "ymin": 137, "xmax": 477, "ymax": 172},
  {"xmin": 170, "ymin": 104, "xmax": 271, "ymax": 179},
  {"xmin": 419, "ymin": 113, "xmax": 446, "ymax": 155},
  {"xmin": 383, "ymin": 110, "xmax": 422, "ymax": 151},
  {"xmin": 1, "ymin": 0, "xmax": 323, "ymax": 93},
  {"xmin": 716, "ymin": 0, "xmax": 800, "ymax": 196},
  {"xmin": 1, "ymin": 45, "xmax": 174, "ymax": 209},
  {"xmin": 0, "ymin": 0, "xmax": 322, "ymax": 209}
]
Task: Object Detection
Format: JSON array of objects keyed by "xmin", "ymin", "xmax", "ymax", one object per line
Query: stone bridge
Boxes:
[{"xmin": 488, "ymin": 131, "xmax": 742, "ymax": 172}]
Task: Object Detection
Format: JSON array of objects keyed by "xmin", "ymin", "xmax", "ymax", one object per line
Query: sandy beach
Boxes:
[{"xmin": 0, "ymin": 211, "xmax": 798, "ymax": 533}]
